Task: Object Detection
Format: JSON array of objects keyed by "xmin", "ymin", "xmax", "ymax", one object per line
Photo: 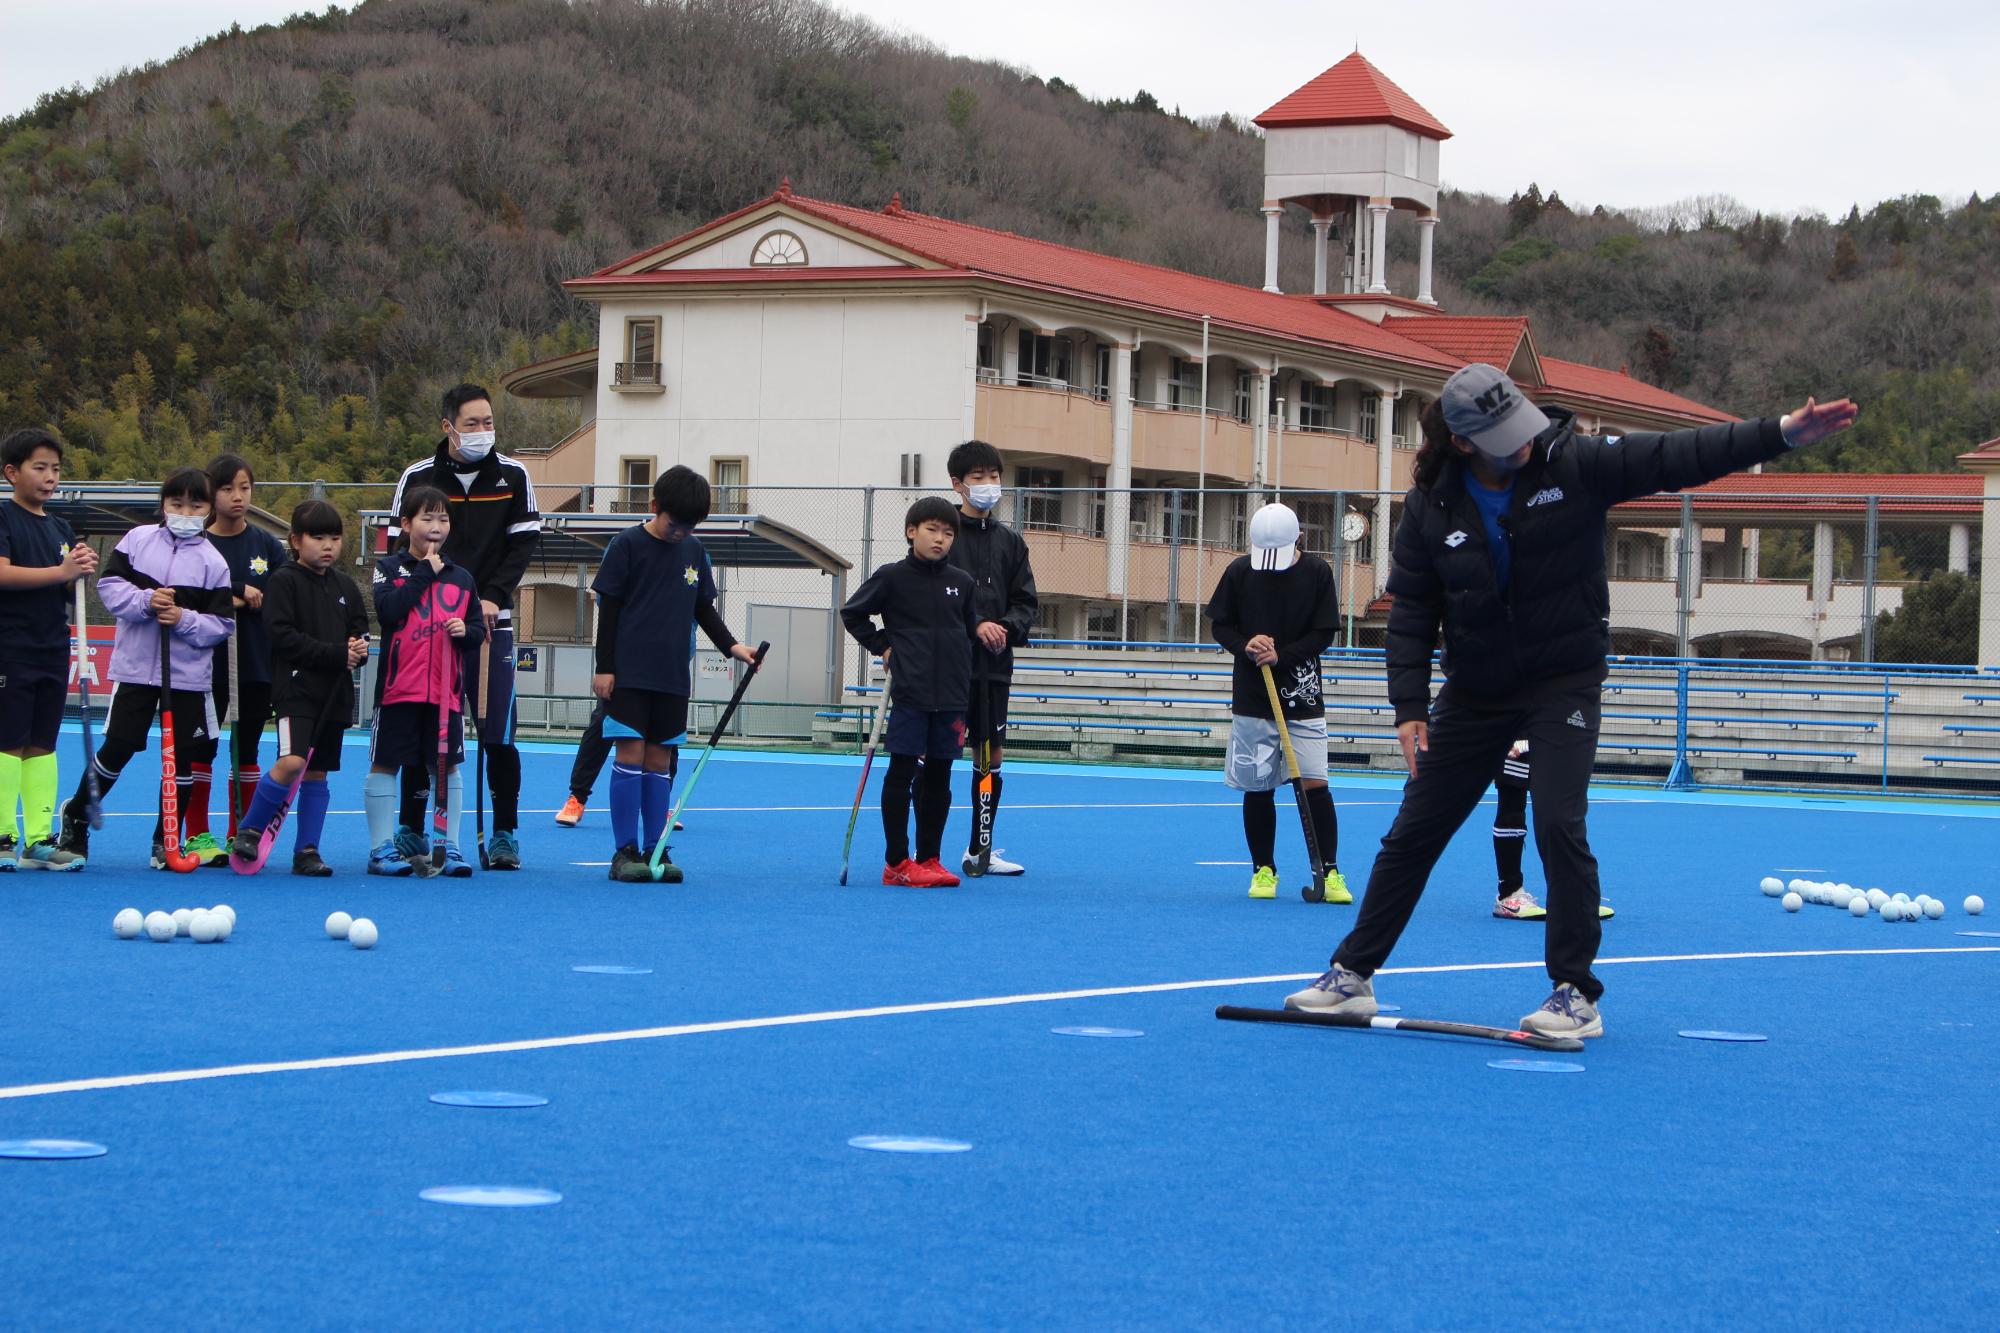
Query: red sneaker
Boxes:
[
  {"xmin": 910, "ymin": 857, "xmax": 961, "ymax": 888},
  {"xmin": 882, "ymin": 859, "xmax": 918, "ymax": 886}
]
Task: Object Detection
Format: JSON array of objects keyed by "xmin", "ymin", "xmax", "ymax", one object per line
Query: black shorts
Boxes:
[
  {"xmin": 0, "ymin": 665, "xmax": 66, "ymax": 751},
  {"xmin": 886, "ymin": 705, "xmax": 966, "ymax": 760},
  {"xmin": 276, "ymin": 711, "xmax": 349, "ymax": 773},
  {"xmin": 104, "ymin": 683, "xmax": 218, "ymax": 749},
  {"xmin": 212, "ymin": 676, "xmax": 274, "ymax": 768},
  {"xmin": 966, "ymin": 679, "xmax": 1010, "ymax": 748},
  {"xmin": 371, "ymin": 702, "xmax": 464, "ymax": 769},
  {"xmin": 604, "ymin": 688, "xmax": 689, "ymax": 746}
]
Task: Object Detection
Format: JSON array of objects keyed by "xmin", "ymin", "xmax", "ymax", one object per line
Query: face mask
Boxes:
[
  {"xmin": 967, "ymin": 483, "xmax": 1003, "ymax": 511},
  {"xmin": 454, "ymin": 430, "xmax": 495, "ymax": 462},
  {"xmin": 165, "ymin": 514, "xmax": 206, "ymax": 539}
]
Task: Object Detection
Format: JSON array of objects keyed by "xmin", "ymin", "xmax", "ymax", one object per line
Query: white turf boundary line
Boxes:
[{"xmin": 2, "ymin": 947, "xmax": 1993, "ymax": 1103}]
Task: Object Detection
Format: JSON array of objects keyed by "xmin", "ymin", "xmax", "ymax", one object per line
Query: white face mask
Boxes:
[
  {"xmin": 454, "ymin": 429, "xmax": 495, "ymax": 462},
  {"xmin": 967, "ymin": 483, "xmax": 1003, "ymax": 511},
  {"xmin": 165, "ymin": 514, "xmax": 207, "ymax": 539}
]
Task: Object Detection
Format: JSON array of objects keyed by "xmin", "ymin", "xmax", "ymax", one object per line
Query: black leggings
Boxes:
[{"xmin": 882, "ymin": 753, "xmax": 952, "ymax": 865}]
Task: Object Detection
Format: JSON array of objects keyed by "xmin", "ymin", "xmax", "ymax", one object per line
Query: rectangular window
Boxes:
[
  {"xmin": 1359, "ymin": 392, "xmax": 1379, "ymax": 441},
  {"xmin": 1296, "ymin": 499, "xmax": 1335, "ymax": 553},
  {"xmin": 622, "ymin": 319, "xmax": 661, "ymax": 385},
  {"xmin": 1095, "ymin": 346, "xmax": 1111, "ymax": 402},
  {"xmin": 1084, "ymin": 604, "xmax": 1122, "ymax": 642},
  {"xmin": 976, "ymin": 324, "xmax": 997, "ymax": 381},
  {"xmin": 1168, "ymin": 357, "xmax": 1206, "ymax": 411},
  {"xmin": 1233, "ymin": 372, "xmax": 1254, "ymax": 423},
  {"xmin": 1157, "ymin": 483, "xmax": 1197, "ymax": 540},
  {"xmin": 1089, "ymin": 472, "xmax": 1108, "ymax": 538},
  {"xmin": 899, "ymin": 453, "xmax": 923, "ymax": 487},
  {"xmin": 710, "ymin": 457, "xmax": 747, "ymax": 515},
  {"xmin": 618, "ymin": 457, "xmax": 654, "ymax": 514},
  {"xmin": 1228, "ymin": 493, "xmax": 1251, "ymax": 550},
  {"xmin": 1017, "ymin": 465, "xmax": 1065, "ymax": 532},
  {"xmin": 1298, "ymin": 383, "xmax": 1337, "ymax": 432},
  {"xmin": 1015, "ymin": 332, "xmax": 1072, "ymax": 389},
  {"xmin": 1130, "ymin": 349, "xmax": 1142, "ymax": 405}
]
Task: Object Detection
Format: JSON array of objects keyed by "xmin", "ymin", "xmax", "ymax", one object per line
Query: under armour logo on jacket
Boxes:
[
  {"xmin": 1444, "ymin": 530, "xmax": 1468, "ymax": 548},
  {"xmin": 1527, "ymin": 486, "xmax": 1565, "ymax": 507},
  {"xmin": 944, "ymin": 587, "xmax": 961, "ymax": 597},
  {"xmin": 1567, "ymin": 710, "xmax": 1587, "ymax": 728}
]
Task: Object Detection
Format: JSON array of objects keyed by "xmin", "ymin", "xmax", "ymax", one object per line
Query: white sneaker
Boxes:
[
  {"xmin": 1284, "ymin": 963, "xmax": 1377, "ymax": 1016},
  {"xmin": 962, "ymin": 849, "xmax": 1025, "ymax": 876},
  {"xmin": 1520, "ymin": 983, "xmax": 1604, "ymax": 1039}
]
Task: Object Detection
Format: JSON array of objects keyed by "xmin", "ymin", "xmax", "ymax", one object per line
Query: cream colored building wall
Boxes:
[
  {"xmin": 1263, "ymin": 124, "xmax": 1440, "ymax": 207},
  {"xmin": 589, "ymin": 293, "xmax": 973, "ymax": 498},
  {"xmin": 659, "ymin": 219, "xmax": 904, "ymax": 269}
]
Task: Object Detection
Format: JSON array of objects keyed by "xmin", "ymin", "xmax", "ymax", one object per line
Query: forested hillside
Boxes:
[{"xmin": 2, "ymin": 0, "xmax": 1996, "ymax": 484}]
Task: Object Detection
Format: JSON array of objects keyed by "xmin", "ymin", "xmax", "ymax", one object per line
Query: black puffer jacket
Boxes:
[
  {"xmin": 943, "ymin": 510, "xmax": 1038, "ymax": 680},
  {"xmin": 841, "ymin": 553, "xmax": 978, "ymax": 712},
  {"xmin": 1386, "ymin": 408, "xmax": 1790, "ymax": 723}
]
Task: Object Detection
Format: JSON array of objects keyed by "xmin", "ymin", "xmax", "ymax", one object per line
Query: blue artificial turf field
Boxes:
[{"xmin": 3, "ymin": 729, "xmax": 1998, "ymax": 1329}]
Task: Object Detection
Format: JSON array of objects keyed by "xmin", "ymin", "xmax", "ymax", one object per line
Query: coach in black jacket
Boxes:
[
  {"xmin": 944, "ymin": 440, "xmax": 1039, "ymax": 876},
  {"xmin": 1284, "ymin": 363, "xmax": 1858, "ymax": 1039}
]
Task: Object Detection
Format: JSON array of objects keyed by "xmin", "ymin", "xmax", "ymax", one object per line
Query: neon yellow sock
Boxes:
[
  {"xmin": 21, "ymin": 752, "xmax": 58, "ymax": 843},
  {"xmin": 0, "ymin": 752, "xmax": 20, "ymax": 841}
]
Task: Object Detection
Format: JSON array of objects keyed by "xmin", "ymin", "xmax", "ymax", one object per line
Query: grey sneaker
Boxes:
[
  {"xmin": 19, "ymin": 838, "xmax": 83, "ymax": 872},
  {"xmin": 486, "ymin": 828, "xmax": 521, "ymax": 870},
  {"xmin": 1284, "ymin": 963, "xmax": 1378, "ymax": 1016},
  {"xmin": 1520, "ymin": 983, "xmax": 1604, "ymax": 1039}
]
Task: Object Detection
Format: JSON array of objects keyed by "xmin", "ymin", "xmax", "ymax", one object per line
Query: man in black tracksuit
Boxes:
[
  {"xmin": 1285, "ymin": 363, "xmax": 1858, "ymax": 1038},
  {"xmin": 841, "ymin": 496, "xmax": 977, "ymax": 888},
  {"xmin": 386, "ymin": 382, "xmax": 541, "ymax": 870},
  {"xmin": 943, "ymin": 440, "xmax": 1038, "ymax": 877}
]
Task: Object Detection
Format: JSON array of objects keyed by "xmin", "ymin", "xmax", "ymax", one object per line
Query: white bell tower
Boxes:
[{"xmin": 1254, "ymin": 52, "xmax": 1450, "ymax": 304}]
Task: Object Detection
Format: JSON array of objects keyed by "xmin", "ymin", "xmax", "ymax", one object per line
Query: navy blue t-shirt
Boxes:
[
  {"xmin": 0, "ymin": 498, "xmax": 77, "ymax": 670},
  {"xmin": 1466, "ymin": 475, "xmax": 1515, "ymax": 592},
  {"xmin": 205, "ymin": 525, "xmax": 289, "ymax": 685},
  {"xmin": 591, "ymin": 525, "xmax": 717, "ymax": 696}
]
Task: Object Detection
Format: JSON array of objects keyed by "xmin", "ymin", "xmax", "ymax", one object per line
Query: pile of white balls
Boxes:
[
  {"xmin": 114, "ymin": 904, "xmax": 235, "ymax": 943},
  {"xmin": 324, "ymin": 911, "xmax": 379, "ymax": 950},
  {"xmin": 1760, "ymin": 876, "xmax": 1983, "ymax": 922}
]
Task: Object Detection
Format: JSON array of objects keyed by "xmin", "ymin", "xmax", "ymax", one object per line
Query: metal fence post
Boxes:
[
  {"xmin": 1666, "ymin": 663, "xmax": 1694, "ymax": 790},
  {"xmin": 858, "ymin": 485, "xmax": 875, "ymax": 689},
  {"xmin": 1166, "ymin": 487, "xmax": 1183, "ymax": 644},
  {"xmin": 1676, "ymin": 493, "xmax": 1694, "ymax": 658},
  {"xmin": 1862, "ymin": 494, "xmax": 1880, "ymax": 663}
]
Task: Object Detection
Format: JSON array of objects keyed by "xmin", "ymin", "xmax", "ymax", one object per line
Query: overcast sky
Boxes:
[{"xmin": 4, "ymin": 0, "xmax": 1993, "ymax": 217}]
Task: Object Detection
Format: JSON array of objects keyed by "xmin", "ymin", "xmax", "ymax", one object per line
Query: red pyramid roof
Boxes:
[
  {"xmin": 1255, "ymin": 52, "xmax": 1452, "ymax": 139},
  {"xmin": 1382, "ymin": 316, "xmax": 1530, "ymax": 373}
]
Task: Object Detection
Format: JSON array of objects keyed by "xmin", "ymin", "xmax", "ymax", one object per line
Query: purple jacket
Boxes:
[{"xmin": 99, "ymin": 524, "xmax": 235, "ymax": 689}]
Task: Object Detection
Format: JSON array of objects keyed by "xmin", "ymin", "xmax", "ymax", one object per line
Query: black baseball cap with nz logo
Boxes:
[{"xmin": 1441, "ymin": 363, "xmax": 1551, "ymax": 459}]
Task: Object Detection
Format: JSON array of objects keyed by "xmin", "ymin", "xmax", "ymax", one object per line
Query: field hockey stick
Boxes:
[
  {"xmin": 73, "ymin": 578, "xmax": 102, "ymax": 829},
  {"xmin": 229, "ymin": 654, "xmax": 353, "ymax": 874},
  {"xmin": 837, "ymin": 667, "xmax": 890, "ymax": 886},
  {"xmin": 224, "ymin": 621, "xmax": 241, "ymax": 838},
  {"xmin": 156, "ymin": 606, "xmax": 201, "ymax": 873},
  {"xmin": 1215, "ymin": 1004, "xmax": 1584, "ymax": 1053},
  {"xmin": 466, "ymin": 631, "xmax": 488, "ymax": 868},
  {"xmin": 1260, "ymin": 661, "xmax": 1327, "ymax": 903},
  {"xmin": 966, "ymin": 656, "xmax": 994, "ymax": 876},
  {"xmin": 648, "ymin": 641, "xmax": 768, "ymax": 881},
  {"xmin": 429, "ymin": 600, "xmax": 455, "ymax": 874}
]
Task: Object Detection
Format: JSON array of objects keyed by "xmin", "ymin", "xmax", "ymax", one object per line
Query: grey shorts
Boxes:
[{"xmin": 1224, "ymin": 713, "xmax": 1328, "ymax": 791}]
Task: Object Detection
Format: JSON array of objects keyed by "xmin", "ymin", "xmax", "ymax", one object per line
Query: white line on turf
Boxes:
[
  {"xmin": 1, "ymin": 946, "xmax": 1993, "ymax": 1103},
  {"xmin": 1197, "ymin": 861, "xmax": 1252, "ymax": 866}
]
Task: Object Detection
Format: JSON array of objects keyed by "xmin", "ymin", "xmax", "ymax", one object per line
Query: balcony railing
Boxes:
[{"xmin": 613, "ymin": 361, "xmax": 664, "ymax": 388}]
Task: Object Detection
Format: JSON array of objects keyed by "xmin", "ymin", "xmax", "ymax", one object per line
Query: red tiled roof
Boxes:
[
  {"xmin": 1254, "ymin": 52, "xmax": 1452, "ymax": 139},
  {"xmin": 1538, "ymin": 358, "xmax": 1735, "ymax": 425},
  {"xmin": 1381, "ymin": 316, "xmax": 1530, "ymax": 375},
  {"xmin": 1957, "ymin": 436, "xmax": 2000, "ymax": 463},
  {"xmin": 570, "ymin": 191, "xmax": 1739, "ymax": 427},
  {"xmin": 1618, "ymin": 472, "xmax": 1979, "ymax": 517}
]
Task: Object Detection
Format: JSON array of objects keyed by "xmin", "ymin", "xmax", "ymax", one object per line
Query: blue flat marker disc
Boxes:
[
  {"xmin": 420, "ymin": 1185, "xmax": 562, "ymax": 1208},
  {"xmin": 1487, "ymin": 1059, "xmax": 1586, "ymax": 1074},
  {"xmin": 1954, "ymin": 931, "xmax": 2000, "ymax": 939},
  {"xmin": 0, "ymin": 1139, "xmax": 108, "ymax": 1160},
  {"xmin": 848, "ymin": 1135, "xmax": 972, "ymax": 1154},
  {"xmin": 571, "ymin": 964, "xmax": 653, "ymax": 975},
  {"xmin": 429, "ymin": 1091, "xmax": 550, "ymax": 1109},
  {"xmin": 1375, "ymin": 1003, "xmax": 1403, "ymax": 1014},
  {"xmin": 1051, "ymin": 1026, "xmax": 1144, "ymax": 1038},
  {"xmin": 1679, "ymin": 1030, "xmax": 1769, "ymax": 1043}
]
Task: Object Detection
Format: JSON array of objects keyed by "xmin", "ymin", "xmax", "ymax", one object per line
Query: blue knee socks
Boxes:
[
  {"xmin": 241, "ymin": 773, "xmax": 291, "ymax": 835},
  {"xmin": 609, "ymin": 763, "xmax": 643, "ymax": 852},
  {"xmin": 295, "ymin": 779, "xmax": 330, "ymax": 852},
  {"xmin": 641, "ymin": 767, "xmax": 674, "ymax": 850}
]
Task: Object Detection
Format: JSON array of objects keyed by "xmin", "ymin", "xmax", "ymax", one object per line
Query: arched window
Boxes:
[{"xmin": 750, "ymin": 230, "xmax": 809, "ymax": 266}]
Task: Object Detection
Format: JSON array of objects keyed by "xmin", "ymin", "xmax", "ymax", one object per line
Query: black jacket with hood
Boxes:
[
  {"xmin": 1385, "ymin": 407, "xmax": 1791, "ymax": 724},
  {"xmin": 943, "ymin": 508, "xmax": 1038, "ymax": 681}
]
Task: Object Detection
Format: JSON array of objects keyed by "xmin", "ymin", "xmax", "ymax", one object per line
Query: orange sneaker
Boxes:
[
  {"xmin": 555, "ymin": 796, "xmax": 585, "ymax": 827},
  {"xmin": 910, "ymin": 857, "xmax": 961, "ymax": 888},
  {"xmin": 882, "ymin": 858, "xmax": 918, "ymax": 886}
]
